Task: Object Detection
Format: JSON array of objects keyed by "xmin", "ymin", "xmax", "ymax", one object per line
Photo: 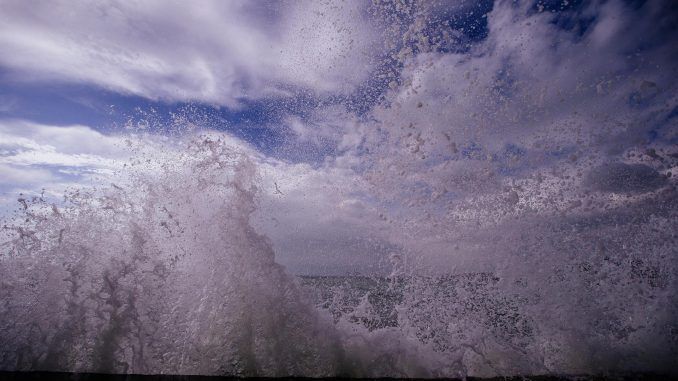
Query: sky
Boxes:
[{"xmin": 0, "ymin": 0, "xmax": 677, "ymax": 275}]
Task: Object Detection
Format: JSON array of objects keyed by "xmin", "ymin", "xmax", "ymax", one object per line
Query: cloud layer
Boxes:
[{"xmin": 0, "ymin": 0, "xmax": 379, "ymax": 108}]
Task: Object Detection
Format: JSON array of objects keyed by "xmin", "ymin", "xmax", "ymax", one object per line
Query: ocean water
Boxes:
[{"xmin": 0, "ymin": 137, "xmax": 676, "ymax": 379}]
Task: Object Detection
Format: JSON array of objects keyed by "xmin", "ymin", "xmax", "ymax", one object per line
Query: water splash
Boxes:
[
  {"xmin": 0, "ymin": 136, "xmax": 448, "ymax": 377},
  {"xmin": 2, "ymin": 133, "xmax": 677, "ymax": 378}
]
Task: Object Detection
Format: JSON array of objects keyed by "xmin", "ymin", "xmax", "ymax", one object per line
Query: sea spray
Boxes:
[
  {"xmin": 1, "ymin": 134, "xmax": 677, "ymax": 377},
  {"xmin": 0, "ymin": 135, "xmax": 442, "ymax": 377}
]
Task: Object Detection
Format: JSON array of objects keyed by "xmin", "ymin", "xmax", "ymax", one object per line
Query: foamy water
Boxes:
[
  {"xmin": 0, "ymin": 138, "xmax": 434, "ymax": 377},
  {"xmin": 1, "ymin": 136, "xmax": 675, "ymax": 378}
]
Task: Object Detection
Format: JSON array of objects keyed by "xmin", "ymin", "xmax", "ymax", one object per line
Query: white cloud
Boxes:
[
  {"xmin": 0, "ymin": 119, "xmax": 129, "ymax": 167},
  {"xmin": 0, "ymin": 163, "xmax": 54, "ymax": 186},
  {"xmin": 0, "ymin": 119, "xmax": 135, "ymax": 215},
  {"xmin": 0, "ymin": 0, "xmax": 379, "ymax": 107}
]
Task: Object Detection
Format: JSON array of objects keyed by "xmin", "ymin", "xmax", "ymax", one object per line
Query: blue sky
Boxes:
[{"xmin": 1, "ymin": 0, "xmax": 677, "ymax": 274}]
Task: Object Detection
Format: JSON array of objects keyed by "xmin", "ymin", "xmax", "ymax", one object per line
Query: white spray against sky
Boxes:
[{"xmin": 0, "ymin": 0, "xmax": 677, "ymax": 378}]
